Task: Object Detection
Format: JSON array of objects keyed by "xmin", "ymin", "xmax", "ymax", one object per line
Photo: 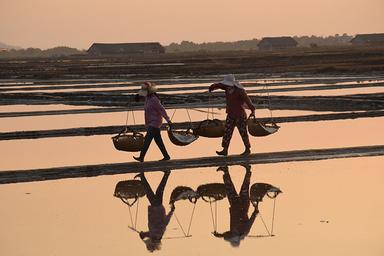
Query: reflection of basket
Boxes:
[
  {"xmin": 114, "ymin": 179, "xmax": 146, "ymax": 206},
  {"xmin": 112, "ymin": 128, "xmax": 144, "ymax": 152},
  {"xmin": 194, "ymin": 119, "xmax": 225, "ymax": 138},
  {"xmin": 247, "ymin": 116, "xmax": 279, "ymax": 137},
  {"xmin": 197, "ymin": 183, "xmax": 227, "ymax": 202},
  {"xmin": 168, "ymin": 128, "xmax": 199, "ymax": 146},
  {"xmin": 250, "ymin": 183, "xmax": 282, "ymax": 206},
  {"xmin": 169, "ymin": 186, "xmax": 198, "ymax": 204}
]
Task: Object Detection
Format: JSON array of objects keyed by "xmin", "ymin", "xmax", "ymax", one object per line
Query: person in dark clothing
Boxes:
[
  {"xmin": 213, "ymin": 165, "xmax": 259, "ymax": 247},
  {"xmin": 136, "ymin": 170, "xmax": 174, "ymax": 252},
  {"xmin": 134, "ymin": 82, "xmax": 172, "ymax": 162},
  {"xmin": 208, "ymin": 74, "xmax": 256, "ymax": 156}
]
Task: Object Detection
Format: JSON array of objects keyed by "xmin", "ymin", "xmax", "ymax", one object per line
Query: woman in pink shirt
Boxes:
[{"xmin": 134, "ymin": 82, "xmax": 172, "ymax": 162}]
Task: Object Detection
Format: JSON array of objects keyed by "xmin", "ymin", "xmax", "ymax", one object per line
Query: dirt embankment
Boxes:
[{"xmin": 1, "ymin": 46, "xmax": 384, "ymax": 79}]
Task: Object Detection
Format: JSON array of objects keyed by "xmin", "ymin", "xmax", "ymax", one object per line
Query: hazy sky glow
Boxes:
[{"xmin": 1, "ymin": 0, "xmax": 383, "ymax": 49}]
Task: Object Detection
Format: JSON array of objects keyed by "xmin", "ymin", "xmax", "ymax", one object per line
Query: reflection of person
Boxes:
[
  {"xmin": 213, "ymin": 165, "xmax": 258, "ymax": 247},
  {"xmin": 209, "ymin": 74, "xmax": 255, "ymax": 156},
  {"xmin": 134, "ymin": 82, "xmax": 172, "ymax": 162},
  {"xmin": 137, "ymin": 170, "xmax": 174, "ymax": 252}
]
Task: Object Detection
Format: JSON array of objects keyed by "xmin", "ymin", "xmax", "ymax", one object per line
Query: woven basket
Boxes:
[
  {"xmin": 169, "ymin": 186, "xmax": 198, "ymax": 204},
  {"xmin": 112, "ymin": 128, "xmax": 144, "ymax": 152},
  {"xmin": 194, "ymin": 119, "xmax": 225, "ymax": 138},
  {"xmin": 247, "ymin": 116, "xmax": 279, "ymax": 137},
  {"xmin": 114, "ymin": 179, "xmax": 146, "ymax": 206},
  {"xmin": 197, "ymin": 183, "xmax": 227, "ymax": 202},
  {"xmin": 168, "ymin": 128, "xmax": 199, "ymax": 146}
]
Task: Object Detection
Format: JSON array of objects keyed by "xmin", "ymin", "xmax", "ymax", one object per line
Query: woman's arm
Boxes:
[
  {"xmin": 209, "ymin": 83, "xmax": 227, "ymax": 92},
  {"xmin": 153, "ymin": 97, "xmax": 171, "ymax": 123},
  {"xmin": 241, "ymin": 90, "xmax": 256, "ymax": 116},
  {"xmin": 164, "ymin": 207, "xmax": 175, "ymax": 226}
]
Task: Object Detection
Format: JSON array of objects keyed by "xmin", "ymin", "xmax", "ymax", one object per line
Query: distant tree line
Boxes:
[
  {"xmin": 0, "ymin": 34, "xmax": 356, "ymax": 58},
  {"xmin": 165, "ymin": 34, "xmax": 354, "ymax": 52},
  {"xmin": 166, "ymin": 39, "xmax": 261, "ymax": 52},
  {"xmin": 293, "ymin": 33, "xmax": 353, "ymax": 48},
  {"xmin": 0, "ymin": 46, "xmax": 85, "ymax": 59}
]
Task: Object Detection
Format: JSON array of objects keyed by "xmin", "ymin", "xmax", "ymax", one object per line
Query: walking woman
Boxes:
[
  {"xmin": 136, "ymin": 170, "xmax": 175, "ymax": 252},
  {"xmin": 134, "ymin": 82, "xmax": 172, "ymax": 162},
  {"xmin": 213, "ymin": 165, "xmax": 258, "ymax": 247},
  {"xmin": 209, "ymin": 74, "xmax": 255, "ymax": 156}
]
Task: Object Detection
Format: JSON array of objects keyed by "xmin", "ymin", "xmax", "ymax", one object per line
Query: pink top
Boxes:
[
  {"xmin": 147, "ymin": 205, "xmax": 174, "ymax": 239},
  {"xmin": 144, "ymin": 94, "xmax": 170, "ymax": 128}
]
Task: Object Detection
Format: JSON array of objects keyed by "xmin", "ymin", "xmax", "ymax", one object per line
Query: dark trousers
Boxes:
[
  {"xmin": 139, "ymin": 172, "xmax": 170, "ymax": 206},
  {"xmin": 222, "ymin": 116, "xmax": 250, "ymax": 150},
  {"xmin": 139, "ymin": 126, "xmax": 169, "ymax": 160},
  {"xmin": 223, "ymin": 169, "xmax": 251, "ymax": 207}
]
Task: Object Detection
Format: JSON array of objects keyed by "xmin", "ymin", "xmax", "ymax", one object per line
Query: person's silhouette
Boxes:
[
  {"xmin": 213, "ymin": 165, "xmax": 258, "ymax": 247},
  {"xmin": 136, "ymin": 170, "xmax": 174, "ymax": 252}
]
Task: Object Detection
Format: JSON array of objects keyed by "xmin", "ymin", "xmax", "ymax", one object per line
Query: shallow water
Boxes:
[
  {"xmin": 0, "ymin": 77, "xmax": 383, "ymax": 256},
  {"xmin": 0, "ymin": 104, "xmax": 101, "ymax": 113},
  {"xmin": 0, "ymin": 107, "xmax": 330, "ymax": 132},
  {"xmin": 1, "ymin": 116, "xmax": 383, "ymax": 171},
  {"xmin": 0, "ymin": 157, "xmax": 383, "ymax": 256}
]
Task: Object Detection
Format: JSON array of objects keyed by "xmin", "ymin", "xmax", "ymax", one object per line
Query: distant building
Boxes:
[
  {"xmin": 87, "ymin": 42, "xmax": 165, "ymax": 55},
  {"xmin": 350, "ymin": 33, "xmax": 384, "ymax": 46},
  {"xmin": 258, "ymin": 37, "xmax": 298, "ymax": 51}
]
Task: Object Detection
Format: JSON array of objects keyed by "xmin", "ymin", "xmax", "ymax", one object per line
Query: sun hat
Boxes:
[
  {"xmin": 220, "ymin": 74, "xmax": 243, "ymax": 89},
  {"xmin": 138, "ymin": 82, "xmax": 157, "ymax": 96}
]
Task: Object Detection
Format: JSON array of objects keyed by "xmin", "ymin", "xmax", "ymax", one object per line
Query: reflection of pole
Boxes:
[
  {"xmin": 215, "ymin": 200, "xmax": 218, "ymax": 232},
  {"xmin": 259, "ymin": 212, "xmax": 271, "ymax": 236},
  {"xmin": 174, "ymin": 212, "xmax": 187, "ymax": 237},
  {"xmin": 128, "ymin": 204, "xmax": 134, "ymax": 228},
  {"xmin": 187, "ymin": 203, "xmax": 197, "ymax": 236},
  {"xmin": 134, "ymin": 198, "xmax": 140, "ymax": 230},
  {"xmin": 271, "ymin": 197, "xmax": 276, "ymax": 235},
  {"xmin": 209, "ymin": 201, "xmax": 216, "ymax": 232}
]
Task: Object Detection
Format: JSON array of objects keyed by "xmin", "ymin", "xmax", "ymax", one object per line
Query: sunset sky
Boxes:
[{"xmin": 1, "ymin": 0, "xmax": 383, "ymax": 49}]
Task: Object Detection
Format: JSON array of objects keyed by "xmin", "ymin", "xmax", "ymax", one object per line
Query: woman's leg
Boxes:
[
  {"xmin": 218, "ymin": 116, "xmax": 235, "ymax": 155},
  {"xmin": 152, "ymin": 127, "xmax": 170, "ymax": 159},
  {"xmin": 222, "ymin": 169, "xmax": 238, "ymax": 204},
  {"xmin": 239, "ymin": 168, "xmax": 251, "ymax": 201},
  {"xmin": 236, "ymin": 117, "xmax": 251, "ymax": 155},
  {"xmin": 154, "ymin": 171, "xmax": 171, "ymax": 205},
  {"xmin": 135, "ymin": 127, "xmax": 155, "ymax": 161},
  {"xmin": 139, "ymin": 173, "xmax": 157, "ymax": 204}
]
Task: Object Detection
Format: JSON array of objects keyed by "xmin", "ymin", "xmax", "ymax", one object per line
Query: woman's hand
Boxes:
[{"xmin": 167, "ymin": 120, "xmax": 173, "ymax": 129}]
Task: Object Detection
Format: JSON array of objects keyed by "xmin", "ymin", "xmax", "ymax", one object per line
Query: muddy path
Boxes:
[
  {"xmin": 1, "ymin": 110, "xmax": 382, "ymax": 141},
  {"xmin": 0, "ymin": 145, "xmax": 382, "ymax": 184},
  {"xmin": 1, "ymin": 46, "xmax": 384, "ymax": 80}
]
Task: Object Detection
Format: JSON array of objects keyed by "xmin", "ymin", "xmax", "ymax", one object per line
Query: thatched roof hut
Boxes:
[
  {"xmin": 258, "ymin": 37, "xmax": 298, "ymax": 51},
  {"xmin": 351, "ymin": 33, "xmax": 384, "ymax": 46},
  {"xmin": 87, "ymin": 42, "xmax": 165, "ymax": 55}
]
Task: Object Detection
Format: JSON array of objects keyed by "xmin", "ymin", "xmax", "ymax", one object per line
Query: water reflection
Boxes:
[
  {"xmin": 113, "ymin": 165, "xmax": 282, "ymax": 251},
  {"xmin": 212, "ymin": 165, "xmax": 256, "ymax": 247}
]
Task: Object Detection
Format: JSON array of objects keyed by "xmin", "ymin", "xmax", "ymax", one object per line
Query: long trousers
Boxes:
[
  {"xmin": 139, "ymin": 172, "xmax": 170, "ymax": 206},
  {"xmin": 139, "ymin": 126, "xmax": 170, "ymax": 160},
  {"xmin": 222, "ymin": 116, "xmax": 250, "ymax": 149}
]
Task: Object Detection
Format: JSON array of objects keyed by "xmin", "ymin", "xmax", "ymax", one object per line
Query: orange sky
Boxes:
[{"xmin": 0, "ymin": 0, "xmax": 383, "ymax": 49}]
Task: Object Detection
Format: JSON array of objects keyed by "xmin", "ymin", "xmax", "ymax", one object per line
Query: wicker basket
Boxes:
[
  {"xmin": 114, "ymin": 179, "xmax": 146, "ymax": 206},
  {"xmin": 197, "ymin": 183, "xmax": 227, "ymax": 202},
  {"xmin": 247, "ymin": 116, "xmax": 279, "ymax": 137},
  {"xmin": 168, "ymin": 128, "xmax": 199, "ymax": 146},
  {"xmin": 194, "ymin": 119, "xmax": 225, "ymax": 138},
  {"xmin": 169, "ymin": 186, "xmax": 198, "ymax": 204},
  {"xmin": 112, "ymin": 128, "xmax": 144, "ymax": 152},
  {"xmin": 250, "ymin": 183, "xmax": 282, "ymax": 206}
]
